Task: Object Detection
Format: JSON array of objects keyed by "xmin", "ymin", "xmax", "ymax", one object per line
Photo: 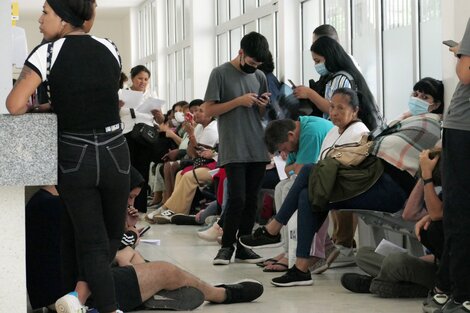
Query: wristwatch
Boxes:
[{"xmin": 423, "ymin": 178, "xmax": 433, "ymax": 185}]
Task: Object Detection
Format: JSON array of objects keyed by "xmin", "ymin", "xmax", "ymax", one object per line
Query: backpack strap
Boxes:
[{"xmin": 330, "ymin": 70, "xmax": 357, "ymax": 91}]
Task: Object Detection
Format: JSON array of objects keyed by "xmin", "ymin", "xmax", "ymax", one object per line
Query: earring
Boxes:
[{"xmin": 61, "ymin": 21, "xmax": 66, "ymax": 26}]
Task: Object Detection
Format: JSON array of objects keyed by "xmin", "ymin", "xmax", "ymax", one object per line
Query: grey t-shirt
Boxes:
[
  {"xmin": 443, "ymin": 18, "xmax": 470, "ymax": 131},
  {"xmin": 204, "ymin": 62, "xmax": 270, "ymax": 166}
]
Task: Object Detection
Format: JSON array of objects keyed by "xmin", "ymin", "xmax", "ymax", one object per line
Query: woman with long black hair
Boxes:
[
  {"xmin": 293, "ymin": 36, "xmax": 383, "ymax": 132},
  {"xmin": 7, "ymin": 0, "xmax": 127, "ymax": 312}
]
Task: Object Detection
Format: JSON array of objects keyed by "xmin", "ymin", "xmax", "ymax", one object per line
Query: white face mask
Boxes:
[
  {"xmin": 174, "ymin": 111, "xmax": 185, "ymax": 123},
  {"xmin": 171, "ymin": 118, "xmax": 179, "ymax": 126}
]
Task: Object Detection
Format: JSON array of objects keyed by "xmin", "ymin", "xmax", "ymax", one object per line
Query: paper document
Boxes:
[
  {"xmin": 137, "ymin": 97, "xmax": 165, "ymax": 114},
  {"xmin": 374, "ymin": 239, "xmax": 407, "ymax": 257},
  {"xmin": 273, "ymin": 155, "xmax": 288, "ymax": 180},
  {"xmin": 208, "ymin": 168, "xmax": 220, "ymax": 177},
  {"xmin": 140, "ymin": 239, "xmax": 161, "ymax": 246},
  {"xmin": 119, "ymin": 89, "xmax": 143, "ymax": 109}
]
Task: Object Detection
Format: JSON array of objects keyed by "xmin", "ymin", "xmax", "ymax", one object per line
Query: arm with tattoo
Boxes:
[{"xmin": 6, "ymin": 65, "xmax": 42, "ymax": 115}]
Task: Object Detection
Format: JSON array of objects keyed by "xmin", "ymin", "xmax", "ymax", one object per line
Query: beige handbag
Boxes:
[{"xmin": 323, "ymin": 134, "xmax": 373, "ymax": 167}]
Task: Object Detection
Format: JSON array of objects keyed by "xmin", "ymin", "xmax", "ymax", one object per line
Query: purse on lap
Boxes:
[{"xmin": 322, "ymin": 134, "xmax": 372, "ymax": 167}]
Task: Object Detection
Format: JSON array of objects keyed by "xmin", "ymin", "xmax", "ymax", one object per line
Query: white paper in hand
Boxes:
[
  {"xmin": 374, "ymin": 239, "xmax": 407, "ymax": 257},
  {"xmin": 120, "ymin": 89, "xmax": 144, "ymax": 109},
  {"xmin": 273, "ymin": 155, "xmax": 288, "ymax": 180},
  {"xmin": 137, "ymin": 97, "xmax": 165, "ymax": 114}
]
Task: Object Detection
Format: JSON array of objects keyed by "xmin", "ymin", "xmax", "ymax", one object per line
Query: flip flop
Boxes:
[
  {"xmin": 256, "ymin": 258, "xmax": 278, "ymax": 268},
  {"xmin": 263, "ymin": 262, "xmax": 289, "ymax": 272}
]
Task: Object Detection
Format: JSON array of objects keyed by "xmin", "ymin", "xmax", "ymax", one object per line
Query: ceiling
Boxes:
[{"xmin": 16, "ymin": 0, "xmax": 144, "ymax": 17}]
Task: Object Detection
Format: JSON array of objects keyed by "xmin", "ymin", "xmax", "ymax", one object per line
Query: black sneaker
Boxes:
[
  {"xmin": 143, "ymin": 286, "xmax": 205, "ymax": 310},
  {"xmin": 171, "ymin": 214, "xmax": 200, "ymax": 225},
  {"xmin": 213, "ymin": 247, "xmax": 234, "ymax": 265},
  {"xmin": 271, "ymin": 265, "xmax": 313, "ymax": 287},
  {"xmin": 234, "ymin": 245, "xmax": 265, "ymax": 264},
  {"xmin": 215, "ymin": 279, "xmax": 264, "ymax": 304},
  {"xmin": 340, "ymin": 273, "xmax": 372, "ymax": 293},
  {"xmin": 238, "ymin": 227, "xmax": 282, "ymax": 249},
  {"xmin": 370, "ymin": 279, "xmax": 428, "ymax": 298},
  {"xmin": 440, "ymin": 300, "xmax": 470, "ymax": 313}
]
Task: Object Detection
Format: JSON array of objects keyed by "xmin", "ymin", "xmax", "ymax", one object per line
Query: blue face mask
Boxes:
[
  {"xmin": 408, "ymin": 97, "xmax": 430, "ymax": 116},
  {"xmin": 314, "ymin": 62, "xmax": 329, "ymax": 76}
]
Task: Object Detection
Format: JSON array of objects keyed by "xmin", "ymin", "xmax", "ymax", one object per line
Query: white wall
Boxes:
[
  {"xmin": 441, "ymin": 0, "xmax": 470, "ymax": 108},
  {"xmin": 0, "ymin": 1, "xmax": 12, "ymax": 114},
  {"xmin": 16, "ymin": 10, "xmax": 132, "ymax": 76}
]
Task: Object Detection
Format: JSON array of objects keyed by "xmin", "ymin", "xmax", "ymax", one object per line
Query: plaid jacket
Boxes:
[{"xmin": 370, "ymin": 113, "xmax": 441, "ymax": 176}]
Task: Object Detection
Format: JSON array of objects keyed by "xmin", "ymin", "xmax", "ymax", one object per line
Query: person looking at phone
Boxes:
[
  {"xmin": 146, "ymin": 103, "xmax": 219, "ymax": 223},
  {"xmin": 202, "ymin": 32, "xmax": 271, "ymax": 266},
  {"xmin": 292, "ymin": 33, "xmax": 384, "ymax": 269},
  {"xmin": 157, "ymin": 99, "xmax": 203, "ymax": 205}
]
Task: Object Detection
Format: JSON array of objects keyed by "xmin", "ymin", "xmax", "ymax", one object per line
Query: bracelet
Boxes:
[{"xmin": 423, "ymin": 178, "xmax": 433, "ymax": 185}]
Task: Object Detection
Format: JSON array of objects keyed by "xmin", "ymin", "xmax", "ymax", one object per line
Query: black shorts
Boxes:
[{"xmin": 86, "ymin": 265, "xmax": 142, "ymax": 311}]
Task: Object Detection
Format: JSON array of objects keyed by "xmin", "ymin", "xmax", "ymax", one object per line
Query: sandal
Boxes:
[
  {"xmin": 263, "ymin": 261, "xmax": 289, "ymax": 272},
  {"xmin": 256, "ymin": 258, "xmax": 278, "ymax": 268}
]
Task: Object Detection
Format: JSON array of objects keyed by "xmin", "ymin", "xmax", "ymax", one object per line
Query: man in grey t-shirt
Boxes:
[
  {"xmin": 204, "ymin": 32, "xmax": 271, "ymax": 265},
  {"xmin": 425, "ymin": 18, "xmax": 470, "ymax": 313}
]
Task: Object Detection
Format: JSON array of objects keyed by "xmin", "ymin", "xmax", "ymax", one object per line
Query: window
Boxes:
[
  {"xmin": 137, "ymin": 0, "xmax": 157, "ymax": 95},
  {"xmin": 215, "ymin": 0, "xmax": 278, "ymax": 68},
  {"xmin": 419, "ymin": 0, "xmax": 442, "ymax": 79},
  {"xmin": 166, "ymin": 0, "xmax": 192, "ymax": 105}
]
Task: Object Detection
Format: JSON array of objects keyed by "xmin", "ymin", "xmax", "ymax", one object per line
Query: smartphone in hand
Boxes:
[
  {"xmin": 185, "ymin": 112, "xmax": 194, "ymax": 122},
  {"xmin": 442, "ymin": 40, "xmax": 458, "ymax": 47},
  {"xmin": 288, "ymin": 79, "xmax": 296, "ymax": 88},
  {"xmin": 139, "ymin": 225, "xmax": 151, "ymax": 237}
]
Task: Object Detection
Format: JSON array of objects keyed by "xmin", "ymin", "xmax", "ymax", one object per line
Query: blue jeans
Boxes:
[
  {"xmin": 274, "ymin": 163, "xmax": 408, "ymax": 258},
  {"xmin": 57, "ymin": 129, "xmax": 130, "ymax": 313}
]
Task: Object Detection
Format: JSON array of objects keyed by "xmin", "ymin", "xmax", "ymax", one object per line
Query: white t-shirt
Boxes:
[
  {"xmin": 317, "ymin": 121, "xmax": 369, "ymax": 162},
  {"xmin": 196, "ymin": 120, "xmax": 219, "ymax": 148}
]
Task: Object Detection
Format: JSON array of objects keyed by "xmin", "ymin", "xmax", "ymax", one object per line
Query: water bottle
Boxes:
[{"xmin": 288, "ymin": 170, "xmax": 297, "ymax": 180}]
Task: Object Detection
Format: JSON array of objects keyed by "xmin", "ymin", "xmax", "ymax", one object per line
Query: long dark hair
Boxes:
[{"xmin": 311, "ymin": 36, "xmax": 383, "ymax": 131}]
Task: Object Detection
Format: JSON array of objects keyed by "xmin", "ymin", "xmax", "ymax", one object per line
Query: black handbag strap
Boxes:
[
  {"xmin": 45, "ymin": 42, "xmax": 54, "ymax": 104},
  {"xmin": 192, "ymin": 168, "xmax": 204, "ymax": 187},
  {"xmin": 130, "ymin": 108, "xmax": 136, "ymax": 119}
]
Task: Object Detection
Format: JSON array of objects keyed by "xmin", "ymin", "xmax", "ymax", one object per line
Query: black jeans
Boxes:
[
  {"xmin": 57, "ymin": 129, "xmax": 130, "ymax": 313},
  {"xmin": 221, "ymin": 162, "xmax": 266, "ymax": 248},
  {"xmin": 437, "ymin": 128, "xmax": 470, "ymax": 302}
]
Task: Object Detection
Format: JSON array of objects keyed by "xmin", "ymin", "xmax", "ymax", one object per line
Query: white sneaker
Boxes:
[
  {"xmin": 145, "ymin": 206, "xmax": 165, "ymax": 224},
  {"xmin": 309, "ymin": 244, "xmax": 340, "ymax": 274},
  {"xmin": 332, "ymin": 245, "xmax": 355, "ymax": 264},
  {"xmin": 197, "ymin": 222, "xmax": 223, "ymax": 241},
  {"xmin": 55, "ymin": 292, "xmax": 87, "ymax": 313},
  {"xmin": 154, "ymin": 209, "xmax": 176, "ymax": 224}
]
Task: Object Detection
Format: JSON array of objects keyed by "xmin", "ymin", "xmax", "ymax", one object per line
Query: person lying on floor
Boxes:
[{"xmin": 26, "ymin": 179, "xmax": 263, "ymax": 312}]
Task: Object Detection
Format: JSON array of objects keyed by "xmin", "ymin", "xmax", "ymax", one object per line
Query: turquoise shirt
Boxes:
[{"xmin": 286, "ymin": 116, "xmax": 333, "ymax": 165}]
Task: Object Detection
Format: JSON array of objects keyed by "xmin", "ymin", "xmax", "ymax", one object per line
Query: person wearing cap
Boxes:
[{"xmin": 7, "ymin": 0, "xmax": 129, "ymax": 312}]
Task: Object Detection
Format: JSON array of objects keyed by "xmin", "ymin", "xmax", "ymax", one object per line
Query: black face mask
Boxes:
[{"xmin": 240, "ymin": 56, "xmax": 257, "ymax": 74}]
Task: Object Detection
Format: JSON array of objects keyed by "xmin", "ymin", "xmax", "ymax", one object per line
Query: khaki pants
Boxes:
[
  {"xmin": 163, "ymin": 168, "xmax": 212, "ymax": 215},
  {"xmin": 331, "ymin": 211, "xmax": 357, "ymax": 248}
]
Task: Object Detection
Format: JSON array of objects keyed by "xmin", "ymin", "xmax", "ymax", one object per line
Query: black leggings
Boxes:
[{"xmin": 57, "ymin": 129, "xmax": 130, "ymax": 313}]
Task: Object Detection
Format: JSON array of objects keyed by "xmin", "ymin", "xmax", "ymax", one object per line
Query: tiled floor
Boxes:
[{"xmin": 133, "ymin": 218, "xmax": 423, "ymax": 313}]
